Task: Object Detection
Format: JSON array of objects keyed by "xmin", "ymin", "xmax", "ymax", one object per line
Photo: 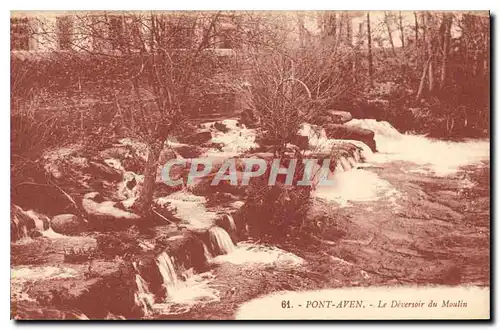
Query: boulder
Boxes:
[
  {"xmin": 172, "ymin": 145, "xmax": 203, "ymax": 158},
  {"xmin": 324, "ymin": 124, "xmax": 377, "ymax": 152},
  {"xmin": 82, "ymin": 192, "xmax": 140, "ymax": 231},
  {"xmin": 51, "ymin": 214, "xmax": 87, "ymax": 235},
  {"xmin": 326, "ymin": 110, "xmax": 353, "ymax": 124},
  {"xmin": 189, "ymin": 171, "xmax": 247, "ymax": 197},
  {"xmin": 178, "ymin": 130, "xmax": 212, "ymax": 145},
  {"xmin": 13, "ymin": 183, "xmax": 79, "ymax": 217},
  {"xmin": 88, "ymin": 161, "xmax": 123, "ymax": 182},
  {"xmin": 214, "ymin": 121, "xmax": 229, "ymax": 133}
]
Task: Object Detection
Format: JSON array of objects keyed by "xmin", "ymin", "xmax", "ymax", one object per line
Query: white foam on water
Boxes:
[
  {"xmin": 313, "ymin": 168, "xmax": 399, "ymax": 207},
  {"xmin": 104, "ymin": 158, "xmax": 125, "ymax": 172},
  {"xmin": 202, "ymin": 119, "xmax": 258, "ymax": 158},
  {"xmin": 153, "ymin": 272, "xmax": 220, "ymax": 315},
  {"xmin": 23, "ymin": 210, "xmax": 48, "ymax": 231},
  {"xmin": 11, "ymin": 266, "xmax": 79, "ymax": 281},
  {"xmin": 11, "ymin": 266, "xmax": 79, "ymax": 304},
  {"xmin": 163, "ymin": 272, "xmax": 219, "ymax": 305},
  {"xmin": 156, "ymin": 191, "xmax": 217, "ymax": 229},
  {"xmin": 41, "ymin": 228, "xmax": 67, "ymax": 239},
  {"xmin": 346, "ymin": 119, "xmax": 490, "ymax": 176},
  {"xmin": 207, "ymin": 226, "xmax": 236, "ymax": 256},
  {"xmin": 210, "ymin": 242, "xmax": 304, "ymax": 266}
]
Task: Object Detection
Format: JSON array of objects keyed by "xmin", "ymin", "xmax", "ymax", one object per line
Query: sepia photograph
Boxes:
[{"xmin": 9, "ymin": 10, "xmax": 490, "ymax": 320}]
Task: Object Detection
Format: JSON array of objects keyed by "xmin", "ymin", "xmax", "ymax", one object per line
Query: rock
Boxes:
[
  {"xmin": 189, "ymin": 171, "xmax": 247, "ymax": 197},
  {"xmin": 51, "ymin": 214, "xmax": 87, "ymax": 235},
  {"xmin": 214, "ymin": 121, "xmax": 229, "ymax": 133},
  {"xmin": 12, "ymin": 302, "xmax": 89, "ymax": 320},
  {"xmin": 172, "ymin": 145, "xmax": 202, "ymax": 158},
  {"xmin": 82, "ymin": 192, "xmax": 140, "ymax": 231},
  {"xmin": 69, "ymin": 261, "xmax": 145, "ymax": 318},
  {"xmin": 105, "ymin": 312, "xmax": 126, "ymax": 320},
  {"xmin": 178, "ymin": 130, "xmax": 212, "ymax": 145},
  {"xmin": 13, "ymin": 183, "xmax": 79, "ymax": 217},
  {"xmin": 326, "ymin": 110, "xmax": 353, "ymax": 124},
  {"xmin": 324, "ymin": 124, "xmax": 377, "ymax": 152},
  {"xmin": 88, "ymin": 161, "xmax": 123, "ymax": 182}
]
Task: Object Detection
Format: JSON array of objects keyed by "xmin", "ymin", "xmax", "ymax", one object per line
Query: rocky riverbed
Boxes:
[{"xmin": 11, "ymin": 115, "xmax": 490, "ymax": 320}]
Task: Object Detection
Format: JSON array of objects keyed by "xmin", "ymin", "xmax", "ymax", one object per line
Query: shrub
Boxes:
[{"xmin": 240, "ymin": 156, "xmax": 312, "ymax": 239}]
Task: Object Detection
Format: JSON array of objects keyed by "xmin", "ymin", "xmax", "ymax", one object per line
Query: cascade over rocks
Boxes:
[
  {"xmin": 206, "ymin": 226, "xmax": 236, "ymax": 256},
  {"xmin": 161, "ymin": 232, "xmax": 208, "ymax": 274},
  {"xmin": 215, "ymin": 213, "xmax": 238, "ymax": 243},
  {"xmin": 11, "ymin": 205, "xmax": 51, "ymax": 241},
  {"xmin": 11, "ymin": 205, "xmax": 36, "ymax": 241}
]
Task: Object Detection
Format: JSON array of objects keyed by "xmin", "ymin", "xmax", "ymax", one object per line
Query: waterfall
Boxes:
[
  {"xmin": 339, "ymin": 157, "xmax": 351, "ymax": 171},
  {"xmin": 335, "ymin": 160, "xmax": 344, "ymax": 173},
  {"xmin": 224, "ymin": 214, "xmax": 237, "ymax": 235},
  {"xmin": 203, "ymin": 242, "xmax": 213, "ymax": 260},
  {"xmin": 217, "ymin": 213, "xmax": 237, "ymax": 237},
  {"xmin": 353, "ymin": 149, "xmax": 361, "ymax": 163},
  {"xmin": 207, "ymin": 226, "xmax": 235, "ymax": 256},
  {"xmin": 346, "ymin": 119, "xmax": 402, "ymax": 138},
  {"xmin": 132, "ymin": 262, "xmax": 155, "ymax": 316},
  {"xmin": 156, "ymin": 252, "xmax": 179, "ymax": 295},
  {"xmin": 347, "ymin": 156, "xmax": 357, "ymax": 168},
  {"xmin": 25, "ymin": 210, "xmax": 49, "ymax": 232},
  {"xmin": 347, "ymin": 118, "xmax": 489, "ymax": 176}
]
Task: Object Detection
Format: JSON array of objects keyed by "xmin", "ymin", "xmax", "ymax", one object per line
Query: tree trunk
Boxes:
[
  {"xmin": 414, "ymin": 12, "xmax": 419, "ymax": 43},
  {"xmin": 414, "ymin": 12, "xmax": 420, "ymax": 69},
  {"xmin": 421, "ymin": 12, "xmax": 426, "ymax": 59},
  {"xmin": 398, "ymin": 11, "xmax": 405, "ymax": 49},
  {"xmin": 384, "ymin": 12, "xmax": 397, "ymax": 57},
  {"xmin": 367, "ymin": 12, "xmax": 373, "ymax": 87},
  {"xmin": 344, "ymin": 12, "xmax": 352, "ymax": 46},
  {"xmin": 440, "ymin": 14, "xmax": 452, "ymax": 90},
  {"xmin": 428, "ymin": 59, "xmax": 435, "ymax": 93},
  {"xmin": 426, "ymin": 12, "xmax": 435, "ymax": 94},
  {"xmin": 136, "ymin": 144, "xmax": 161, "ymax": 217},
  {"xmin": 416, "ymin": 55, "xmax": 432, "ymax": 101}
]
